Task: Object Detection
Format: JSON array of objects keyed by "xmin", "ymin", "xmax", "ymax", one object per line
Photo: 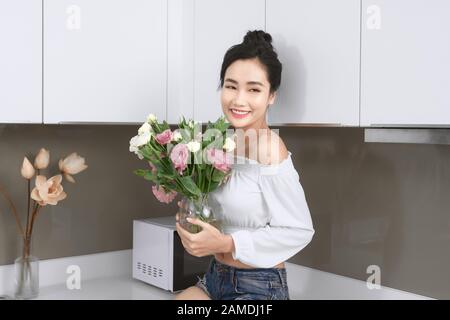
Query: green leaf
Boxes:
[
  {"xmin": 179, "ymin": 128, "xmax": 192, "ymax": 142},
  {"xmin": 133, "ymin": 169, "xmax": 148, "ymax": 177},
  {"xmin": 145, "ymin": 174, "xmax": 158, "ymax": 183},
  {"xmin": 149, "ymin": 121, "xmax": 160, "ymax": 134},
  {"xmin": 152, "ymin": 160, "xmax": 165, "ymax": 172},
  {"xmin": 208, "ymin": 180, "xmax": 220, "ymax": 191},
  {"xmin": 212, "ymin": 168, "xmax": 225, "ymax": 182},
  {"xmin": 209, "ymin": 139, "xmax": 225, "ymax": 149},
  {"xmin": 179, "ymin": 115, "xmax": 187, "ymax": 127},
  {"xmin": 140, "ymin": 145, "xmax": 153, "ymax": 159},
  {"xmin": 164, "ymin": 181, "xmax": 178, "ymax": 190},
  {"xmin": 157, "ymin": 172, "xmax": 176, "ymax": 180},
  {"xmin": 133, "ymin": 169, "xmax": 158, "ymax": 182},
  {"xmin": 162, "ymin": 120, "xmax": 170, "ymax": 131},
  {"xmin": 179, "ymin": 176, "xmax": 202, "ymax": 198},
  {"xmin": 212, "ymin": 115, "xmax": 230, "ymax": 132}
]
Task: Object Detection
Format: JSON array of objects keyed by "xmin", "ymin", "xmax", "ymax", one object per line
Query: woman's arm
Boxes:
[
  {"xmin": 222, "ymin": 234, "xmax": 235, "ymax": 254},
  {"xmin": 175, "ymin": 218, "xmax": 236, "ymax": 257}
]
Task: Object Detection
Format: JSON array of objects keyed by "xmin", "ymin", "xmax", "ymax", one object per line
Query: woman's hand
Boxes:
[{"xmin": 175, "ymin": 201, "xmax": 232, "ymax": 258}]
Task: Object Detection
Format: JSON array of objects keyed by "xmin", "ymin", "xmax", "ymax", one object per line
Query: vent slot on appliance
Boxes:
[{"xmin": 137, "ymin": 262, "xmax": 163, "ymax": 278}]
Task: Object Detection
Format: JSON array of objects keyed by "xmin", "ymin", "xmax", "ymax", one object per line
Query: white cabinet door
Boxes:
[
  {"xmin": 193, "ymin": 0, "xmax": 265, "ymax": 124},
  {"xmin": 361, "ymin": 0, "xmax": 450, "ymax": 127},
  {"xmin": 266, "ymin": 0, "xmax": 360, "ymax": 126},
  {"xmin": 44, "ymin": 0, "xmax": 167, "ymax": 124},
  {"xmin": 167, "ymin": 0, "xmax": 194, "ymax": 124},
  {"xmin": 0, "ymin": 0, "xmax": 42, "ymax": 123}
]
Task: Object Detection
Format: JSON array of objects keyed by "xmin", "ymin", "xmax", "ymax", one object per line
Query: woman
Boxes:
[{"xmin": 174, "ymin": 30, "xmax": 315, "ymax": 300}]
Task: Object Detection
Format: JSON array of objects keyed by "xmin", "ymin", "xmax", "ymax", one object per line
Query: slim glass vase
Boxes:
[{"xmin": 14, "ymin": 238, "xmax": 39, "ymax": 299}]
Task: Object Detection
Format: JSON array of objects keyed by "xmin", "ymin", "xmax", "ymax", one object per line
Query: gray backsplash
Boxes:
[{"xmin": 1, "ymin": 124, "xmax": 449, "ymax": 299}]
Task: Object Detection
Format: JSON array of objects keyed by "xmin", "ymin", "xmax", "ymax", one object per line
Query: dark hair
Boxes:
[{"xmin": 219, "ymin": 30, "xmax": 282, "ymax": 94}]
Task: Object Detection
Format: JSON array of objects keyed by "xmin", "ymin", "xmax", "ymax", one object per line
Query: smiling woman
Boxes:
[
  {"xmin": 175, "ymin": 30, "xmax": 314, "ymax": 301},
  {"xmin": 219, "ymin": 31, "xmax": 281, "ymax": 134}
]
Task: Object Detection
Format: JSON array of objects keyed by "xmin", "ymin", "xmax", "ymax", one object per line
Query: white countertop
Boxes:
[
  {"xmin": 35, "ymin": 275, "xmax": 174, "ymax": 300},
  {"xmin": 0, "ymin": 250, "xmax": 434, "ymax": 300}
]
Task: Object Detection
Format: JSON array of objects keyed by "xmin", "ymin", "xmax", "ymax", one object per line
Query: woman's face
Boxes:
[{"xmin": 221, "ymin": 58, "xmax": 276, "ymax": 132}]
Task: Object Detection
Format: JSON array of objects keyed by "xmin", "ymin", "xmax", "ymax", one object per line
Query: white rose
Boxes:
[
  {"xmin": 135, "ymin": 131, "xmax": 151, "ymax": 146},
  {"xmin": 223, "ymin": 137, "xmax": 236, "ymax": 152},
  {"xmin": 147, "ymin": 113, "xmax": 157, "ymax": 123},
  {"xmin": 172, "ymin": 131, "xmax": 182, "ymax": 142},
  {"xmin": 188, "ymin": 120, "xmax": 195, "ymax": 129},
  {"xmin": 129, "ymin": 136, "xmax": 145, "ymax": 159},
  {"xmin": 138, "ymin": 122, "xmax": 152, "ymax": 135},
  {"xmin": 187, "ymin": 141, "xmax": 201, "ymax": 153},
  {"xmin": 129, "ymin": 135, "xmax": 140, "ymax": 153}
]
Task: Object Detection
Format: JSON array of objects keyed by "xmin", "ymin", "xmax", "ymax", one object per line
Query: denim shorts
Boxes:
[{"xmin": 195, "ymin": 258, "xmax": 290, "ymax": 300}]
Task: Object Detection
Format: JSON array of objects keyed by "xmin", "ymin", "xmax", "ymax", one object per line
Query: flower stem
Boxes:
[
  {"xmin": 207, "ymin": 167, "xmax": 213, "ymax": 193},
  {"xmin": 0, "ymin": 184, "xmax": 25, "ymax": 240},
  {"xmin": 199, "ymin": 167, "xmax": 204, "ymax": 192},
  {"xmin": 191, "ymin": 163, "xmax": 195, "ymax": 179},
  {"xmin": 27, "ymin": 204, "xmax": 41, "ymax": 241},
  {"xmin": 25, "ymin": 180, "xmax": 31, "ymax": 242},
  {"xmin": 23, "ymin": 237, "xmax": 31, "ymax": 258}
]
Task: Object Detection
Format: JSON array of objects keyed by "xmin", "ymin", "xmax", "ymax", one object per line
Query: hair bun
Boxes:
[{"xmin": 243, "ymin": 30, "xmax": 273, "ymax": 49}]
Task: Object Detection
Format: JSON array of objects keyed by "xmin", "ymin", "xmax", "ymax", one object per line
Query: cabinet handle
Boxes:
[
  {"xmin": 369, "ymin": 124, "xmax": 450, "ymax": 128},
  {"xmin": 365, "ymin": 128, "xmax": 450, "ymax": 145},
  {"xmin": 57, "ymin": 121, "xmax": 141, "ymax": 125},
  {"xmin": 269, "ymin": 122, "xmax": 343, "ymax": 127}
]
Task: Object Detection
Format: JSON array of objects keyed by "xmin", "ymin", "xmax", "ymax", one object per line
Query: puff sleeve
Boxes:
[{"xmin": 229, "ymin": 166, "xmax": 315, "ymax": 268}]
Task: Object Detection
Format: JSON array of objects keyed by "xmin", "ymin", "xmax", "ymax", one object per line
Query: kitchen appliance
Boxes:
[{"xmin": 132, "ymin": 216, "xmax": 211, "ymax": 292}]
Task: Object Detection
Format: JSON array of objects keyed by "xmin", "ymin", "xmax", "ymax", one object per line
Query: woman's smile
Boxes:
[{"xmin": 230, "ymin": 108, "xmax": 252, "ymax": 119}]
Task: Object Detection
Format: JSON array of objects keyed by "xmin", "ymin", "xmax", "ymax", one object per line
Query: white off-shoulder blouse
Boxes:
[{"xmin": 207, "ymin": 151, "xmax": 315, "ymax": 268}]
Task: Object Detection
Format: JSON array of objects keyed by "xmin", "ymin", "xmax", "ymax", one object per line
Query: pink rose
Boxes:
[
  {"xmin": 152, "ymin": 185, "xmax": 177, "ymax": 204},
  {"xmin": 170, "ymin": 143, "xmax": 189, "ymax": 174},
  {"xmin": 206, "ymin": 148, "xmax": 232, "ymax": 173},
  {"xmin": 155, "ymin": 129, "xmax": 173, "ymax": 145}
]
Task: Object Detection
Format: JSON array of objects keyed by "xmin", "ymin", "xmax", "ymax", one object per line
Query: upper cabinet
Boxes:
[
  {"xmin": 192, "ymin": 0, "xmax": 265, "ymax": 124},
  {"xmin": 361, "ymin": 0, "xmax": 450, "ymax": 127},
  {"xmin": 43, "ymin": 0, "xmax": 167, "ymax": 124},
  {"xmin": 266, "ymin": 0, "xmax": 361, "ymax": 127},
  {"xmin": 4, "ymin": 0, "xmax": 450, "ymax": 127},
  {"xmin": 0, "ymin": 0, "xmax": 42, "ymax": 124},
  {"xmin": 167, "ymin": 0, "xmax": 194, "ymax": 124}
]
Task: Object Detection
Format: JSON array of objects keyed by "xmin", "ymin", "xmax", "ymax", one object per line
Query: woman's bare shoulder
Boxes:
[{"xmin": 258, "ymin": 129, "xmax": 288, "ymax": 165}]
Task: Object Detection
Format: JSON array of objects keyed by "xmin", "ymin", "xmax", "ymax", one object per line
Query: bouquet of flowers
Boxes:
[{"xmin": 129, "ymin": 114, "xmax": 236, "ymax": 233}]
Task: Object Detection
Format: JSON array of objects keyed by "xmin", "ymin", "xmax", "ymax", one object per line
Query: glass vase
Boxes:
[
  {"xmin": 178, "ymin": 194, "xmax": 222, "ymax": 234},
  {"xmin": 14, "ymin": 238, "xmax": 39, "ymax": 300}
]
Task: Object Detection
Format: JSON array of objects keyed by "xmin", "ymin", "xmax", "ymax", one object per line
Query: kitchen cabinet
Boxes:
[
  {"xmin": 167, "ymin": 0, "xmax": 194, "ymax": 124},
  {"xmin": 43, "ymin": 0, "xmax": 167, "ymax": 124},
  {"xmin": 266, "ymin": 0, "xmax": 361, "ymax": 127},
  {"xmin": 0, "ymin": 0, "xmax": 42, "ymax": 123},
  {"xmin": 192, "ymin": 0, "xmax": 265, "ymax": 124},
  {"xmin": 361, "ymin": 0, "xmax": 450, "ymax": 127}
]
